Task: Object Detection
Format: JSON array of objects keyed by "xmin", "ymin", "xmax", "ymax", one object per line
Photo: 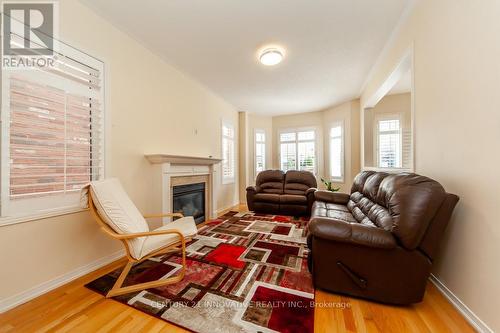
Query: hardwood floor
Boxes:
[{"xmin": 0, "ymin": 206, "xmax": 475, "ymax": 333}]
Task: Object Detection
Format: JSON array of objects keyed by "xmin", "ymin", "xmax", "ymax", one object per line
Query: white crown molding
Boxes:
[
  {"xmin": 429, "ymin": 274, "xmax": 493, "ymax": 333},
  {"xmin": 0, "ymin": 250, "xmax": 125, "ymax": 314}
]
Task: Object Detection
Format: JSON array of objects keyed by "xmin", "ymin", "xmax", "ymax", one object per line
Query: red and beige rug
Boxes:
[{"xmin": 86, "ymin": 211, "xmax": 314, "ymax": 333}]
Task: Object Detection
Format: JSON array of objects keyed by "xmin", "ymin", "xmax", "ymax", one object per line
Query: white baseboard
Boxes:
[
  {"xmin": 216, "ymin": 202, "xmax": 240, "ymax": 216},
  {"xmin": 0, "ymin": 250, "xmax": 125, "ymax": 314},
  {"xmin": 429, "ymin": 274, "xmax": 492, "ymax": 333}
]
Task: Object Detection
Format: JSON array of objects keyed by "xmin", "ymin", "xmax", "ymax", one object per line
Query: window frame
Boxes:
[
  {"xmin": 254, "ymin": 129, "xmax": 266, "ymax": 179},
  {"xmin": 221, "ymin": 119, "xmax": 235, "ymax": 185},
  {"xmin": 329, "ymin": 121, "xmax": 344, "ymax": 183},
  {"xmin": 278, "ymin": 127, "xmax": 317, "ymax": 174},
  {"xmin": 374, "ymin": 113, "xmax": 402, "ymax": 169},
  {"xmin": 0, "ymin": 42, "xmax": 105, "ymax": 226}
]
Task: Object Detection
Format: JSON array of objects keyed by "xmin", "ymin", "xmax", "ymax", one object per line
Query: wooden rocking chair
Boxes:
[{"xmin": 83, "ymin": 178, "xmax": 197, "ymax": 298}]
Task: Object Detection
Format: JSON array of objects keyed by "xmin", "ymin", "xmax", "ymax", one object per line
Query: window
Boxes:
[
  {"xmin": 377, "ymin": 117, "xmax": 402, "ymax": 168},
  {"xmin": 279, "ymin": 129, "xmax": 316, "ymax": 173},
  {"xmin": 222, "ymin": 121, "xmax": 235, "ymax": 184},
  {"xmin": 255, "ymin": 130, "xmax": 266, "ymax": 177},
  {"xmin": 330, "ymin": 123, "xmax": 344, "ymax": 181},
  {"xmin": 1, "ymin": 45, "xmax": 104, "ymax": 220},
  {"xmin": 279, "ymin": 132, "xmax": 296, "ymax": 171}
]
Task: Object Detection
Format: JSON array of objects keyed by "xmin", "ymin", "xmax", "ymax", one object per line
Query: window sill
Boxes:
[
  {"xmin": 330, "ymin": 178, "xmax": 345, "ymax": 184},
  {"xmin": 0, "ymin": 206, "xmax": 88, "ymax": 227}
]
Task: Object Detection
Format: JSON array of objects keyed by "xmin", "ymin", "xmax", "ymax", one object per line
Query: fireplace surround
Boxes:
[{"xmin": 146, "ymin": 154, "xmax": 222, "ymax": 225}]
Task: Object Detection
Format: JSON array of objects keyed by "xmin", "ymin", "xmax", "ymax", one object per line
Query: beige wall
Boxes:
[
  {"xmin": 0, "ymin": 0, "xmax": 238, "ymax": 302},
  {"xmin": 360, "ymin": 0, "xmax": 499, "ymax": 330},
  {"xmin": 364, "ymin": 93, "xmax": 411, "ymax": 168}
]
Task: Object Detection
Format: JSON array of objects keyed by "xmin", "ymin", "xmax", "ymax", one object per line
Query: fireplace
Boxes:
[
  {"xmin": 145, "ymin": 154, "xmax": 221, "ymax": 225},
  {"xmin": 172, "ymin": 182, "xmax": 206, "ymax": 224}
]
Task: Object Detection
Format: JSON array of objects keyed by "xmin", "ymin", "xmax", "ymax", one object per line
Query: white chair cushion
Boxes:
[
  {"xmin": 139, "ymin": 216, "xmax": 197, "ymax": 259},
  {"xmin": 89, "ymin": 178, "xmax": 149, "ymax": 259}
]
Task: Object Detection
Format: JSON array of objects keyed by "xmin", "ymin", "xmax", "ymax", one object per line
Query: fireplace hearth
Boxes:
[{"xmin": 172, "ymin": 182, "xmax": 205, "ymax": 224}]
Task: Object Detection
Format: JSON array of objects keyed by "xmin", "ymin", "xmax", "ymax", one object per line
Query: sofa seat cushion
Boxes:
[
  {"xmin": 139, "ymin": 217, "xmax": 198, "ymax": 259},
  {"xmin": 312, "ymin": 201, "xmax": 356, "ymax": 223},
  {"xmin": 326, "ymin": 203, "xmax": 350, "ymax": 212},
  {"xmin": 254, "ymin": 193, "xmax": 280, "ymax": 203},
  {"xmin": 280, "ymin": 194, "xmax": 307, "ymax": 204},
  {"xmin": 326, "ymin": 210, "xmax": 357, "ymax": 223}
]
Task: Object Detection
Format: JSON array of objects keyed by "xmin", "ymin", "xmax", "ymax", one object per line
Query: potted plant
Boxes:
[{"xmin": 320, "ymin": 177, "xmax": 340, "ymax": 192}]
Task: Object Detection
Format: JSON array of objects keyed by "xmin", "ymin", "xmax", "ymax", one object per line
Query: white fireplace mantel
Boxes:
[
  {"xmin": 145, "ymin": 154, "xmax": 222, "ymax": 224},
  {"xmin": 145, "ymin": 154, "xmax": 222, "ymax": 166}
]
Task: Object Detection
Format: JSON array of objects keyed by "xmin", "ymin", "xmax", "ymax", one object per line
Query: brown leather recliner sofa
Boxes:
[
  {"xmin": 246, "ymin": 170, "xmax": 317, "ymax": 216},
  {"xmin": 307, "ymin": 171, "xmax": 459, "ymax": 304}
]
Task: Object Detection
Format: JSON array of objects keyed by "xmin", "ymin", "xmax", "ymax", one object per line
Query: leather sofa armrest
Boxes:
[
  {"xmin": 306, "ymin": 188, "xmax": 317, "ymax": 196},
  {"xmin": 314, "ymin": 190, "xmax": 350, "ymax": 205},
  {"xmin": 308, "ymin": 218, "xmax": 397, "ymax": 249},
  {"xmin": 246, "ymin": 186, "xmax": 257, "ymax": 192},
  {"xmin": 246, "ymin": 186, "xmax": 257, "ymax": 211},
  {"xmin": 305, "ymin": 188, "xmax": 317, "ymax": 215}
]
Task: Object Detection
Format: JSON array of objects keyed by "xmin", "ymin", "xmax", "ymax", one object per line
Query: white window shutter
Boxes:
[
  {"xmin": 255, "ymin": 130, "xmax": 266, "ymax": 176},
  {"xmin": 279, "ymin": 129, "xmax": 316, "ymax": 174},
  {"xmin": 1, "ymin": 44, "xmax": 104, "ymax": 218},
  {"xmin": 377, "ymin": 119, "xmax": 402, "ymax": 168},
  {"xmin": 330, "ymin": 124, "xmax": 343, "ymax": 180}
]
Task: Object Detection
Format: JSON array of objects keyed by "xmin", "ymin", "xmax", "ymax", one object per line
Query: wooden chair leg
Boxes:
[
  {"xmin": 106, "ymin": 261, "xmax": 133, "ymax": 298},
  {"xmin": 105, "ymin": 240, "xmax": 188, "ymax": 298}
]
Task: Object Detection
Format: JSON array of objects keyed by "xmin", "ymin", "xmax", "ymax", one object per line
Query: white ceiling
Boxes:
[{"xmin": 80, "ymin": 0, "xmax": 411, "ymax": 116}]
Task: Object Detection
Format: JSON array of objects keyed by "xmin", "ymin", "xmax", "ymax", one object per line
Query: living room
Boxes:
[{"xmin": 0, "ymin": 0, "xmax": 497, "ymax": 332}]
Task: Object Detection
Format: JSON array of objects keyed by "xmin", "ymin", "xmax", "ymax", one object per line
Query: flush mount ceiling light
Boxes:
[{"xmin": 258, "ymin": 46, "xmax": 285, "ymax": 66}]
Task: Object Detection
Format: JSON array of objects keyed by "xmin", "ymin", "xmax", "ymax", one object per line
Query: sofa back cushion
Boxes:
[
  {"xmin": 284, "ymin": 170, "xmax": 317, "ymax": 195},
  {"xmin": 349, "ymin": 171, "xmax": 447, "ymax": 250},
  {"xmin": 256, "ymin": 170, "xmax": 285, "ymax": 194}
]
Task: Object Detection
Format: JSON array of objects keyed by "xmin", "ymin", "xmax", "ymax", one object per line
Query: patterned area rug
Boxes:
[{"xmin": 86, "ymin": 211, "xmax": 314, "ymax": 333}]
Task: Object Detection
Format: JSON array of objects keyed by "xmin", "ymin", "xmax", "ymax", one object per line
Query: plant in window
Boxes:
[{"xmin": 320, "ymin": 177, "xmax": 340, "ymax": 192}]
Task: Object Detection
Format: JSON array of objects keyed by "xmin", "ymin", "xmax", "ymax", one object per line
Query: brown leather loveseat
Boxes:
[
  {"xmin": 307, "ymin": 171, "xmax": 459, "ymax": 304},
  {"xmin": 246, "ymin": 170, "xmax": 317, "ymax": 216}
]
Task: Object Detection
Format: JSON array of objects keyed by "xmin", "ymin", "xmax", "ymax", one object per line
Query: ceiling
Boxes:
[{"xmin": 80, "ymin": 0, "xmax": 411, "ymax": 116}]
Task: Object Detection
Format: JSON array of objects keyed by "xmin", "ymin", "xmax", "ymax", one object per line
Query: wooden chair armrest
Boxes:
[
  {"xmin": 143, "ymin": 212, "xmax": 184, "ymax": 219},
  {"xmin": 113, "ymin": 228, "xmax": 184, "ymax": 240}
]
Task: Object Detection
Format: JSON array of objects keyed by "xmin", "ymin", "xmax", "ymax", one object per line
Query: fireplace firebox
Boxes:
[{"xmin": 172, "ymin": 182, "xmax": 205, "ymax": 224}]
